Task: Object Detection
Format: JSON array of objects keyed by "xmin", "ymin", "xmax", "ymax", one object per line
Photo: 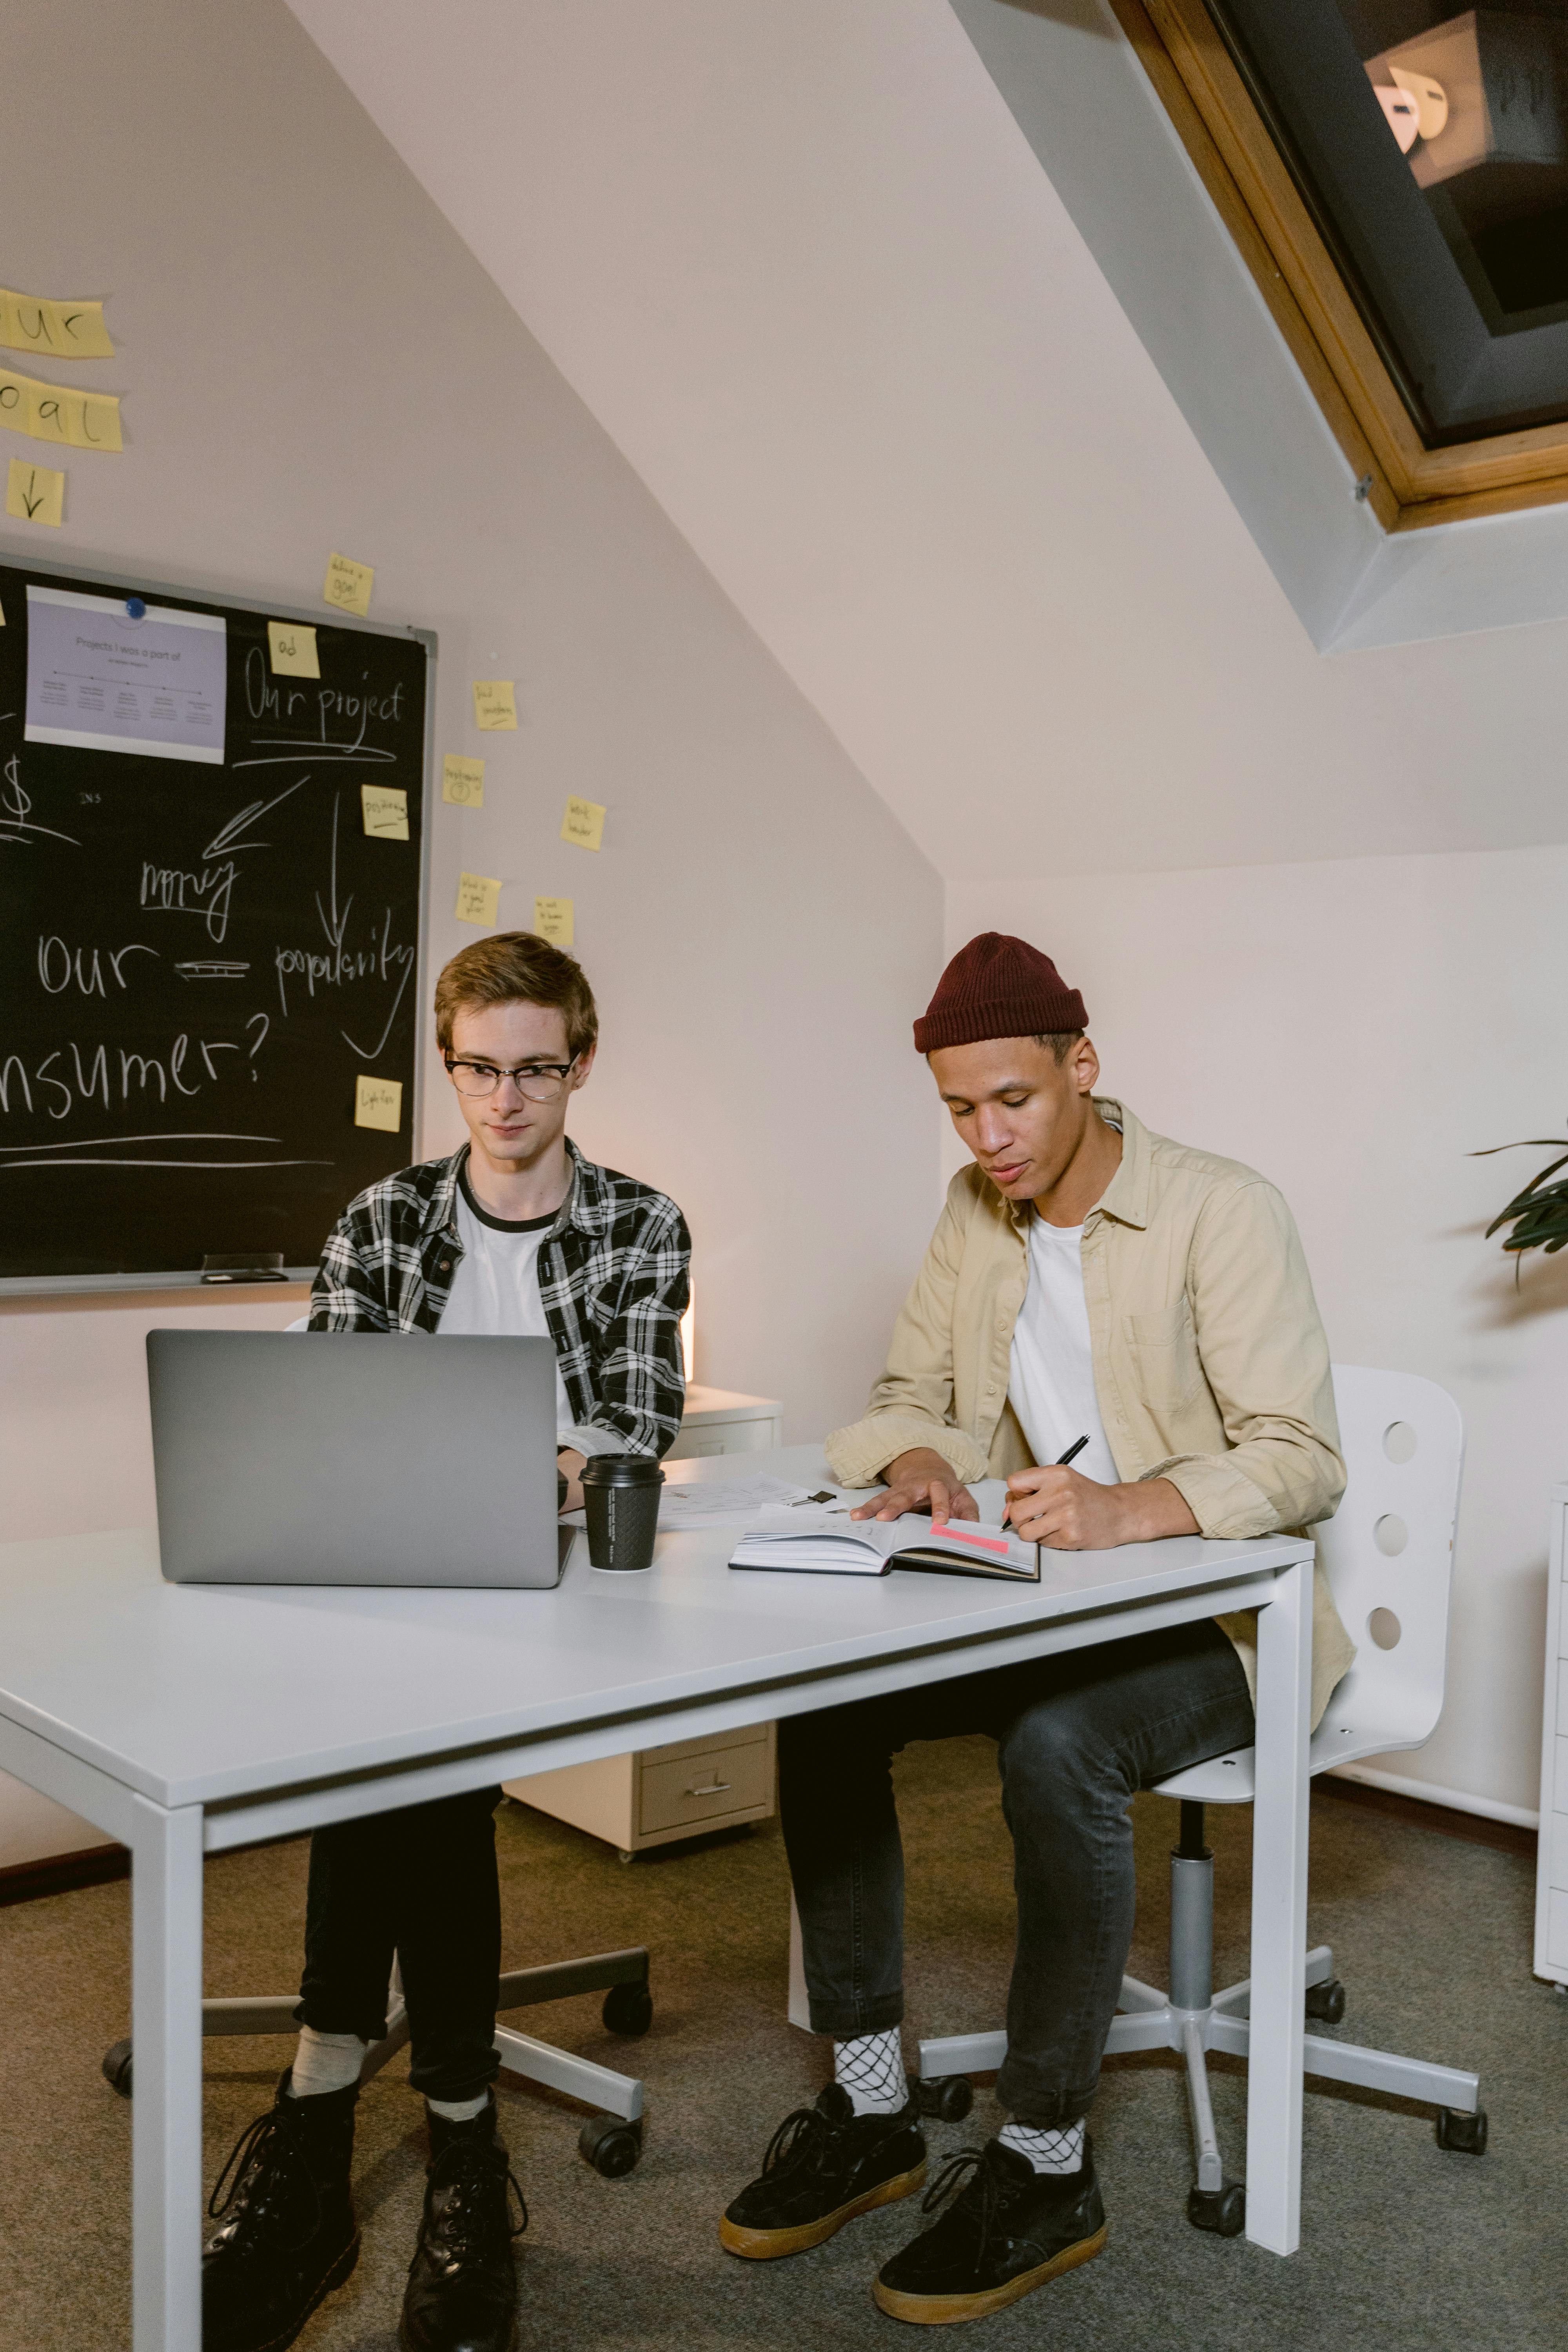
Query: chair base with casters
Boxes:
[
  {"xmin": 102, "ymin": 1945, "xmax": 654, "ymax": 2179},
  {"xmin": 918, "ymin": 1798, "xmax": 1485, "ymax": 2236}
]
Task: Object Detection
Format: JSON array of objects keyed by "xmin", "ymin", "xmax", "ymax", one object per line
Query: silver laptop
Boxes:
[{"xmin": 148, "ymin": 1329, "xmax": 570, "ymax": 1587}]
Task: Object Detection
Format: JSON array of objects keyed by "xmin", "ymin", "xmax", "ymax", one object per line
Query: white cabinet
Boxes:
[
  {"xmin": 1533, "ymin": 1485, "xmax": 1568, "ymax": 1985},
  {"xmin": 505, "ymin": 1391, "xmax": 783, "ymax": 1854}
]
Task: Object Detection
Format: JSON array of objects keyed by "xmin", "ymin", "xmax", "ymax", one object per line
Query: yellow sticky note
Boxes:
[
  {"xmin": 0, "ymin": 288, "xmax": 115, "ymax": 359},
  {"xmin": 456, "ymin": 872, "xmax": 502, "ymax": 927},
  {"xmin": 354, "ymin": 1074, "xmax": 403, "ymax": 1132},
  {"xmin": 442, "ymin": 753, "xmax": 485, "ymax": 807},
  {"xmin": 323, "ymin": 551, "xmax": 374, "ymax": 617},
  {"xmin": 560, "ymin": 795, "xmax": 606, "ymax": 852},
  {"xmin": 268, "ymin": 619, "xmax": 319, "ymax": 677},
  {"xmin": 534, "ymin": 895, "xmax": 574, "ymax": 947},
  {"xmin": 472, "ymin": 680, "xmax": 517, "ymax": 730},
  {"xmin": 6, "ymin": 457, "xmax": 64, "ymax": 526},
  {"xmin": 361, "ymin": 784, "xmax": 409, "ymax": 840},
  {"xmin": 0, "ymin": 363, "xmax": 121, "ymax": 451}
]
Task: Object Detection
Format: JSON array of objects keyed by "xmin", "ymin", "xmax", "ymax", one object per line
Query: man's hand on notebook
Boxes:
[
  {"xmin": 1003, "ymin": 1466, "xmax": 1199, "ymax": 1550},
  {"xmin": 851, "ymin": 1448, "xmax": 980, "ymax": 1525}
]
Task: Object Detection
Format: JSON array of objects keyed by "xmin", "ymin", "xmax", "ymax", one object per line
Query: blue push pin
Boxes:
[{"xmin": 125, "ymin": 596, "xmax": 146, "ymax": 620}]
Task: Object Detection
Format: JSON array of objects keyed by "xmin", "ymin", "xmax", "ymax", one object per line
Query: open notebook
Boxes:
[{"xmin": 729, "ymin": 1508, "xmax": 1040, "ymax": 1582}]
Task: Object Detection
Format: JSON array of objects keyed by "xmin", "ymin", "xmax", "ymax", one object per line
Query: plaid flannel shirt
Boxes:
[{"xmin": 309, "ymin": 1139, "xmax": 690, "ymax": 1459}]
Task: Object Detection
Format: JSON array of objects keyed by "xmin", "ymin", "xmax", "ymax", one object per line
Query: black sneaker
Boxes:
[
  {"xmin": 201, "ymin": 2071, "xmax": 360, "ymax": 2352},
  {"xmin": 872, "ymin": 2136, "xmax": 1107, "ymax": 2324},
  {"xmin": 720, "ymin": 2083, "xmax": 927, "ymax": 2259},
  {"xmin": 399, "ymin": 2095, "xmax": 526, "ymax": 2352}
]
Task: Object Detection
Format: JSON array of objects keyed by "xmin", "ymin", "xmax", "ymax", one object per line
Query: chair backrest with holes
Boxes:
[{"xmin": 1310, "ymin": 1365, "xmax": 1465, "ymax": 1759}]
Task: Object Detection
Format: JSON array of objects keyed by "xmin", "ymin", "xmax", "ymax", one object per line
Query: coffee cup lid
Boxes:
[{"xmin": 580, "ymin": 1453, "xmax": 664, "ymax": 1487}]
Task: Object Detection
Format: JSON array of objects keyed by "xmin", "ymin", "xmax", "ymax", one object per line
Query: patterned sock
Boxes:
[
  {"xmin": 998, "ymin": 2117, "xmax": 1086, "ymax": 2175},
  {"xmin": 427, "ymin": 2090, "xmax": 490, "ymax": 2123},
  {"xmin": 833, "ymin": 2026, "xmax": 906, "ymax": 2116},
  {"xmin": 286, "ymin": 2026, "xmax": 366, "ymax": 2098}
]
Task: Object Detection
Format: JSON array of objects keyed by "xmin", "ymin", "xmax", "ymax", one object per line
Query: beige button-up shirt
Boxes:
[{"xmin": 827, "ymin": 1101, "xmax": 1355, "ymax": 1729}]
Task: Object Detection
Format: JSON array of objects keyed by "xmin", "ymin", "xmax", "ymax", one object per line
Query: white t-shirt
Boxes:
[
  {"xmin": 437, "ymin": 1169, "xmax": 575, "ymax": 1438},
  {"xmin": 1006, "ymin": 1213, "xmax": 1120, "ymax": 1486}
]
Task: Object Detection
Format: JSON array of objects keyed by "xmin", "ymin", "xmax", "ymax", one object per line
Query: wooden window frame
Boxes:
[{"xmin": 1112, "ymin": 0, "xmax": 1568, "ymax": 531}]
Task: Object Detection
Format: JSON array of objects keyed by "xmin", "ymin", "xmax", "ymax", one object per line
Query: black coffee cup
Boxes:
[{"xmin": 580, "ymin": 1454, "xmax": 664, "ymax": 1572}]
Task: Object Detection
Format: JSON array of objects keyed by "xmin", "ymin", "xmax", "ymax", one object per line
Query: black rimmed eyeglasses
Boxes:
[{"xmin": 443, "ymin": 1054, "xmax": 579, "ymax": 1102}]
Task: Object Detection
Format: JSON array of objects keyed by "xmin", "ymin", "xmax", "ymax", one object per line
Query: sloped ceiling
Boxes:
[{"xmin": 288, "ymin": 0, "xmax": 1568, "ymax": 878}]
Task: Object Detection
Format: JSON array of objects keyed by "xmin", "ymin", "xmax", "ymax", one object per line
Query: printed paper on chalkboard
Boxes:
[{"xmin": 25, "ymin": 585, "xmax": 226, "ymax": 762}]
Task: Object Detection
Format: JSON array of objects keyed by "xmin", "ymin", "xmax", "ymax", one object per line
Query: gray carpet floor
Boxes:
[{"xmin": 0, "ymin": 1740, "xmax": 1563, "ymax": 2350}]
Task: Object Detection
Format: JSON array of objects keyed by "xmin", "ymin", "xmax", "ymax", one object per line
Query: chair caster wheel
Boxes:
[
  {"xmin": 103, "ymin": 2039, "xmax": 133, "ymax": 2098},
  {"xmin": 1304, "ymin": 1978, "xmax": 1346, "ymax": 2025},
  {"xmin": 602, "ymin": 1981, "xmax": 653, "ymax": 2037},
  {"xmin": 579, "ymin": 2114, "xmax": 642, "ymax": 2177},
  {"xmin": 907, "ymin": 2072, "xmax": 973, "ymax": 2122},
  {"xmin": 1187, "ymin": 2182, "xmax": 1246, "ymax": 2236},
  {"xmin": 1436, "ymin": 2106, "xmax": 1487, "ymax": 2154}
]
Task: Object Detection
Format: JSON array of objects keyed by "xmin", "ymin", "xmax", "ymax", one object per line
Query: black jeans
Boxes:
[
  {"xmin": 295, "ymin": 1784, "xmax": 503, "ymax": 2105},
  {"xmin": 779, "ymin": 1618, "xmax": 1254, "ymax": 2127}
]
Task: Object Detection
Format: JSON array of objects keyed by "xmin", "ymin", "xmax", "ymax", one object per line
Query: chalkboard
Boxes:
[{"xmin": 0, "ymin": 555, "xmax": 433, "ymax": 1290}]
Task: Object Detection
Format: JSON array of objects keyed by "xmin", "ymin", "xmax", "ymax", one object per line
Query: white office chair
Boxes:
[
  {"xmin": 103, "ymin": 1315, "xmax": 653, "ymax": 2179},
  {"xmin": 915, "ymin": 1365, "xmax": 1487, "ymax": 2234}
]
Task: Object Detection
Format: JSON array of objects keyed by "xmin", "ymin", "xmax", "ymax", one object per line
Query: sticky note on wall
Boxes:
[
  {"xmin": 0, "ymin": 288, "xmax": 115, "ymax": 359},
  {"xmin": 0, "ymin": 363, "xmax": 122, "ymax": 451},
  {"xmin": 323, "ymin": 551, "xmax": 374, "ymax": 616},
  {"xmin": 361, "ymin": 784, "xmax": 408, "ymax": 840},
  {"xmin": 6, "ymin": 457, "xmax": 64, "ymax": 526},
  {"xmin": 354, "ymin": 1074, "xmax": 403, "ymax": 1132},
  {"xmin": 268, "ymin": 620, "xmax": 319, "ymax": 677},
  {"xmin": 456, "ymin": 872, "xmax": 502, "ymax": 927},
  {"xmin": 472, "ymin": 680, "xmax": 517, "ymax": 730},
  {"xmin": 534, "ymin": 896, "xmax": 573, "ymax": 946},
  {"xmin": 442, "ymin": 754, "xmax": 485, "ymax": 807},
  {"xmin": 560, "ymin": 795, "xmax": 605, "ymax": 851}
]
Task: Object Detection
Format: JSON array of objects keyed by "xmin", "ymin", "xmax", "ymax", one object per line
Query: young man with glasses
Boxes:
[
  {"xmin": 202, "ymin": 932, "xmax": 690, "ymax": 2352},
  {"xmin": 721, "ymin": 931, "xmax": 1352, "ymax": 2326}
]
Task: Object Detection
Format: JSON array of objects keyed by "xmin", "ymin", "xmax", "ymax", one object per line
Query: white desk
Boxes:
[{"xmin": 0, "ymin": 1444, "xmax": 1314, "ymax": 2348}]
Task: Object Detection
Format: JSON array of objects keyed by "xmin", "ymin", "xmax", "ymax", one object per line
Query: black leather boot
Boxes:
[
  {"xmin": 202, "ymin": 2069, "xmax": 360, "ymax": 2352},
  {"xmin": 400, "ymin": 2095, "xmax": 526, "ymax": 2352}
]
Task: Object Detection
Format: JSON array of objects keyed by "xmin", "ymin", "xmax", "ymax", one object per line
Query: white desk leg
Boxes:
[
  {"xmin": 788, "ymin": 1892, "xmax": 812, "ymax": 2031},
  {"xmin": 131, "ymin": 1794, "xmax": 205, "ymax": 2352},
  {"xmin": 1244, "ymin": 1555, "xmax": 1312, "ymax": 2254}
]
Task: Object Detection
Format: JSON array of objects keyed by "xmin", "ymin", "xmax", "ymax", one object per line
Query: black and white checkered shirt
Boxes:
[{"xmin": 309, "ymin": 1139, "xmax": 690, "ymax": 1458}]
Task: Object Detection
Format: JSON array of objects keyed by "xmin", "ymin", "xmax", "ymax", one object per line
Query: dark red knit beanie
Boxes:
[{"xmin": 913, "ymin": 933, "xmax": 1088, "ymax": 1054}]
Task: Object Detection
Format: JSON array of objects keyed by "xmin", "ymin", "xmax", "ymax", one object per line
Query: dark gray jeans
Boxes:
[{"xmin": 779, "ymin": 1617, "xmax": 1254, "ymax": 2126}]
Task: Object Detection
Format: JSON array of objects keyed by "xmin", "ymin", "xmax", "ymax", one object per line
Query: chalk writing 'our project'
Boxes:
[
  {"xmin": 0, "ymin": 365, "xmax": 122, "ymax": 451},
  {"xmin": 0, "ymin": 289, "xmax": 114, "ymax": 360}
]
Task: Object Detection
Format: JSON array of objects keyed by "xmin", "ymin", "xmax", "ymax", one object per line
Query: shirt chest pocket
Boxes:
[{"xmin": 1121, "ymin": 1296, "xmax": 1202, "ymax": 1410}]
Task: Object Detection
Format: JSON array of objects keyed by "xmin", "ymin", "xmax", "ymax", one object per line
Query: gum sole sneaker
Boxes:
[
  {"xmin": 872, "ymin": 2136, "xmax": 1107, "ymax": 2325},
  {"xmin": 721, "ymin": 2083, "xmax": 927, "ymax": 2260}
]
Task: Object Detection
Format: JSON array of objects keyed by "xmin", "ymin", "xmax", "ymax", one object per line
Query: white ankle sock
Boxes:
[
  {"xmin": 286, "ymin": 2026, "xmax": 366, "ymax": 2098},
  {"xmin": 833, "ymin": 2027, "xmax": 906, "ymax": 2116},
  {"xmin": 998, "ymin": 2117, "xmax": 1085, "ymax": 2175},
  {"xmin": 427, "ymin": 2091, "xmax": 490, "ymax": 2123}
]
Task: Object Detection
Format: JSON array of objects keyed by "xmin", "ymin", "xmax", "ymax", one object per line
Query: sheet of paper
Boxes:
[
  {"xmin": 442, "ymin": 752, "xmax": 485, "ymax": 807},
  {"xmin": 323, "ymin": 551, "xmax": 374, "ymax": 616},
  {"xmin": 6, "ymin": 458, "xmax": 64, "ymax": 526},
  {"xmin": 0, "ymin": 288, "xmax": 115, "ymax": 359},
  {"xmin": 354, "ymin": 1074, "xmax": 403, "ymax": 1132},
  {"xmin": 533, "ymin": 894, "xmax": 573, "ymax": 946},
  {"xmin": 267, "ymin": 619, "xmax": 319, "ymax": 677},
  {"xmin": 24, "ymin": 583, "xmax": 226, "ymax": 760},
  {"xmin": 0, "ymin": 364, "xmax": 122, "ymax": 451},
  {"xmin": 456, "ymin": 871, "xmax": 502, "ymax": 927},
  {"xmin": 361, "ymin": 784, "xmax": 408, "ymax": 840},
  {"xmin": 658, "ymin": 1473, "xmax": 829, "ymax": 1528},
  {"xmin": 561, "ymin": 793, "xmax": 606, "ymax": 851},
  {"xmin": 472, "ymin": 679, "xmax": 517, "ymax": 729}
]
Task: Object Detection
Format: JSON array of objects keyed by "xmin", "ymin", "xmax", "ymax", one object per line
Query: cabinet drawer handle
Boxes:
[{"xmin": 686, "ymin": 1780, "xmax": 732, "ymax": 1798}]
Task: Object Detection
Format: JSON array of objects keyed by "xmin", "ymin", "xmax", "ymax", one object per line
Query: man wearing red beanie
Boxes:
[{"xmin": 721, "ymin": 932, "xmax": 1352, "ymax": 2323}]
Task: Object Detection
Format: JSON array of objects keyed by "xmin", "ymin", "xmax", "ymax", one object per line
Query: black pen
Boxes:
[{"xmin": 1056, "ymin": 1435, "xmax": 1089, "ymax": 1468}]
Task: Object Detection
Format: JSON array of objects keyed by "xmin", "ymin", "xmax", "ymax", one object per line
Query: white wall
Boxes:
[
  {"xmin": 950, "ymin": 851, "xmax": 1568, "ymax": 1820},
  {"xmin": 0, "ymin": 0, "xmax": 940, "ymax": 1868}
]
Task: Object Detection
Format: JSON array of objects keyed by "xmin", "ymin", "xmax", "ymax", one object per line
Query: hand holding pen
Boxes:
[{"xmin": 1003, "ymin": 1434, "xmax": 1088, "ymax": 1534}]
